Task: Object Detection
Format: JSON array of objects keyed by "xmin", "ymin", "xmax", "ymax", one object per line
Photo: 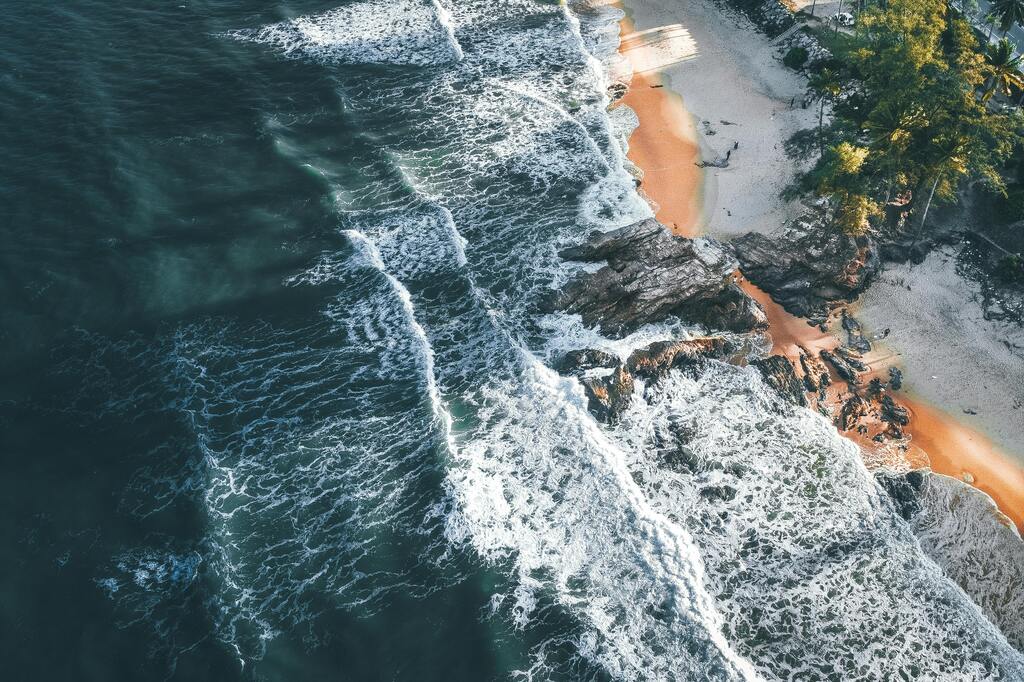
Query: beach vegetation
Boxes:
[
  {"xmin": 784, "ymin": 46, "xmax": 810, "ymax": 70},
  {"xmin": 792, "ymin": 0, "xmax": 1024, "ymax": 235},
  {"xmin": 992, "ymin": 0, "xmax": 1024, "ymax": 37},
  {"xmin": 983, "ymin": 39, "xmax": 1024, "ymax": 102}
]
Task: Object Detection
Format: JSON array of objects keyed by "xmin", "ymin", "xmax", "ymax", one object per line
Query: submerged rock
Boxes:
[
  {"xmin": 551, "ymin": 219, "xmax": 767, "ymax": 336},
  {"xmin": 752, "ymin": 355, "xmax": 806, "ymax": 406},
  {"xmin": 554, "ymin": 348, "xmax": 617, "ymax": 374},
  {"xmin": 556, "ymin": 336, "xmax": 737, "ymax": 422},
  {"xmin": 733, "ymin": 220, "xmax": 880, "ymax": 322}
]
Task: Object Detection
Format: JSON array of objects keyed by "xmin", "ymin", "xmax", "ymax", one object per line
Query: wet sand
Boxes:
[
  {"xmin": 615, "ymin": 2, "xmax": 1024, "ymax": 532},
  {"xmin": 617, "ymin": 63, "xmax": 703, "ymax": 234}
]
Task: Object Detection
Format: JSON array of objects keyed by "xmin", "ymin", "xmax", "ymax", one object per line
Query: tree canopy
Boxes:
[{"xmin": 796, "ymin": 0, "xmax": 1023, "ymax": 234}]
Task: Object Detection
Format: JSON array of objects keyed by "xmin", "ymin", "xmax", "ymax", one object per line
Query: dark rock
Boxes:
[
  {"xmin": 888, "ymin": 367, "xmax": 903, "ymax": 390},
  {"xmin": 799, "ymin": 350, "xmax": 830, "ymax": 392},
  {"xmin": 700, "ymin": 484, "xmax": 738, "ymax": 503},
  {"xmin": 733, "ymin": 220, "xmax": 881, "ymax": 322},
  {"xmin": 626, "ymin": 337, "xmax": 735, "ymax": 381},
  {"xmin": 841, "ymin": 310, "xmax": 872, "ymax": 353},
  {"xmin": 834, "ymin": 346, "xmax": 868, "ymax": 371},
  {"xmin": 555, "ymin": 348, "xmax": 618, "ymax": 375},
  {"xmin": 753, "ymin": 355, "xmax": 806, "ymax": 406},
  {"xmin": 867, "ymin": 377, "xmax": 884, "ymax": 398},
  {"xmin": 556, "ymin": 336, "xmax": 737, "ymax": 423},
  {"xmin": 579, "ymin": 364, "xmax": 635, "ymax": 423},
  {"xmin": 875, "ymin": 470, "xmax": 926, "ymax": 520},
  {"xmin": 880, "ymin": 395, "xmax": 910, "ymax": 426},
  {"xmin": 551, "ymin": 219, "xmax": 767, "ymax": 336},
  {"xmin": 820, "ymin": 349, "xmax": 862, "ymax": 385},
  {"xmin": 606, "ymin": 82, "xmax": 628, "ymax": 102},
  {"xmin": 838, "ymin": 394, "xmax": 869, "ymax": 431}
]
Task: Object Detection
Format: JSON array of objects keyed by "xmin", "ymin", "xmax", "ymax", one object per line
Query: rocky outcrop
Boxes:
[
  {"xmin": 725, "ymin": 0, "xmax": 795, "ymax": 36},
  {"xmin": 880, "ymin": 395, "xmax": 910, "ymax": 427},
  {"xmin": 753, "ymin": 355, "xmax": 806, "ymax": 406},
  {"xmin": 579, "ymin": 366, "xmax": 635, "ymax": 423},
  {"xmin": 838, "ymin": 394, "xmax": 869, "ymax": 431},
  {"xmin": 820, "ymin": 349, "xmax": 863, "ymax": 385},
  {"xmin": 798, "ymin": 349, "xmax": 831, "ymax": 393},
  {"xmin": 732, "ymin": 220, "xmax": 881, "ymax": 323},
  {"xmin": 626, "ymin": 337, "xmax": 736, "ymax": 381},
  {"xmin": 551, "ymin": 219, "xmax": 767, "ymax": 336},
  {"xmin": 556, "ymin": 336, "xmax": 736, "ymax": 422}
]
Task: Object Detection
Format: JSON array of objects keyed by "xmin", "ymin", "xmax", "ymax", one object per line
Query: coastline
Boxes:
[{"xmin": 614, "ymin": 0, "xmax": 1024, "ymax": 531}]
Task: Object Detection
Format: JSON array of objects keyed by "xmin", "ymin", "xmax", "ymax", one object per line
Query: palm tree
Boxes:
[
  {"xmin": 808, "ymin": 68, "xmax": 842, "ymax": 155},
  {"xmin": 993, "ymin": 0, "xmax": 1024, "ymax": 37},
  {"xmin": 916, "ymin": 133, "xmax": 968, "ymax": 233},
  {"xmin": 982, "ymin": 38, "xmax": 1024, "ymax": 101},
  {"xmin": 987, "ymin": 12, "xmax": 1000, "ymax": 41},
  {"xmin": 864, "ymin": 101, "xmax": 924, "ymax": 202}
]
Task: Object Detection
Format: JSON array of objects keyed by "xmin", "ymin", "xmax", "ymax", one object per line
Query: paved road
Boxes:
[{"xmin": 966, "ymin": 0, "xmax": 1024, "ymax": 52}]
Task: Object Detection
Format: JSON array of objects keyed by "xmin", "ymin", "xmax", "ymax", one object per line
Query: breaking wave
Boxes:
[{"xmin": 85, "ymin": 0, "xmax": 1024, "ymax": 678}]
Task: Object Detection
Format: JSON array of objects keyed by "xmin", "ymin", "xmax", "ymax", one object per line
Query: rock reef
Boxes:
[
  {"xmin": 551, "ymin": 219, "xmax": 767, "ymax": 335},
  {"xmin": 556, "ymin": 337, "xmax": 738, "ymax": 423},
  {"xmin": 732, "ymin": 220, "xmax": 880, "ymax": 323}
]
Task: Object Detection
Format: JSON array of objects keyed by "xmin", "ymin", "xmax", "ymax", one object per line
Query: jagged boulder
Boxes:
[
  {"xmin": 821, "ymin": 349, "xmax": 862, "ymax": 385},
  {"xmin": 753, "ymin": 355, "xmax": 806, "ymax": 406},
  {"xmin": 556, "ymin": 336, "xmax": 737, "ymax": 422},
  {"xmin": 732, "ymin": 220, "xmax": 880, "ymax": 322},
  {"xmin": 579, "ymin": 365, "xmax": 634, "ymax": 423},
  {"xmin": 881, "ymin": 394, "xmax": 910, "ymax": 426},
  {"xmin": 551, "ymin": 219, "xmax": 767, "ymax": 336},
  {"xmin": 838, "ymin": 394, "xmax": 869, "ymax": 431},
  {"xmin": 626, "ymin": 337, "xmax": 736, "ymax": 380},
  {"xmin": 799, "ymin": 349, "xmax": 830, "ymax": 392}
]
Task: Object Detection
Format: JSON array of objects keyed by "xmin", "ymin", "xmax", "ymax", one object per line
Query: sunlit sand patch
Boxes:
[{"xmin": 620, "ymin": 23, "xmax": 699, "ymax": 74}]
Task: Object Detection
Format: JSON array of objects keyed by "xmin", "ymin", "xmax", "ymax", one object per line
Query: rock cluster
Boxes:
[
  {"xmin": 752, "ymin": 355, "xmax": 806, "ymax": 406},
  {"xmin": 725, "ymin": 0, "xmax": 795, "ymax": 36},
  {"xmin": 732, "ymin": 219, "xmax": 881, "ymax": 323},
  {"xmin": 778, "ymin": 30, "xmax": 832, "ymax": 70},
  {"xmin": 556, "ymin": 337, "xmax": 737, "ymax": 422},
  {"xmin": 551, "ymin": 219, "xmax": 768, "ymax": 336}
]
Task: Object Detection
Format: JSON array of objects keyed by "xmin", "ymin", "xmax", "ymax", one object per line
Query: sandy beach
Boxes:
[
  {"xmin": 616, "ymin": 0, "xmax": 817, "ymax": 239},
  {"xmin": 613, "ymin": 0, "xmax": 1024, "ymax": 531}
]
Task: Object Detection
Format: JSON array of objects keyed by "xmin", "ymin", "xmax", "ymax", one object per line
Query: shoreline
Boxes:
[{"xmin": 614, "ymin": 0, "xmax": 1024, "ymax": 531}]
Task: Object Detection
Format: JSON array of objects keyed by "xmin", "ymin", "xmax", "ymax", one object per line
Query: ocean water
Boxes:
[{"xmin": 1, "ymin": 1, "xmax": 1022, "ymax": 680}]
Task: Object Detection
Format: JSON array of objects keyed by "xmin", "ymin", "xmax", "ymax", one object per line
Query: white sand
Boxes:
[
  {"xmin": 614, "ymin": 0, "xmax": 818, "ymax": 237},
  {"xmin": 854, "ymin": 246, "xmax": 1024, "ymax": 462}
]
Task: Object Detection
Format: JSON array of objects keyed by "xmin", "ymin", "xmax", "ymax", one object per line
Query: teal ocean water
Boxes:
[{"xmin": 2, "ymin": 1, "xmax": 1022, "ymax": 680}]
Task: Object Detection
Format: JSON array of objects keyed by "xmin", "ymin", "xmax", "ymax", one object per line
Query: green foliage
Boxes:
[
  {"xmin": 994, "ymin": 184, "xmax": 1024, "ymax": 222},
  {"xmin": 995, "ymin": 253, "xmax": 1024, "ymax": 282},
  {"xmin": 834, "ymin": 191, "xmax": 881, "ymax": 235},
  {"xmin": 992, "ymin": 0, "xmax": 1024, "ymax": 35},
  {"xmin": 784, "ymin": 46, "xmax": 809, "ymax": 70},
  {"xmin": 983, "ymin": 39, "xmax": 1024, "ymax": 102},
  {"xmin": 794, "ymin": 0, "xmax": 1024, "ymax": 234}
]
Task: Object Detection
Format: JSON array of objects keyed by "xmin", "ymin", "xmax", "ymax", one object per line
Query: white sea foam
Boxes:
[
  {"xmin": 138, "ymin": 0, "xmax": 1024, "ymax": 676},
  {"xmin": 226, "ymin": 0, "xmax": 463, "ymax": 66}
]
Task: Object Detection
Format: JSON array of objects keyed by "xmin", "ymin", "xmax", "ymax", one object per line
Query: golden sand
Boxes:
[{"xmin": 615, "ymin": 12, "xmax": 1024, "ymax": 532}]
